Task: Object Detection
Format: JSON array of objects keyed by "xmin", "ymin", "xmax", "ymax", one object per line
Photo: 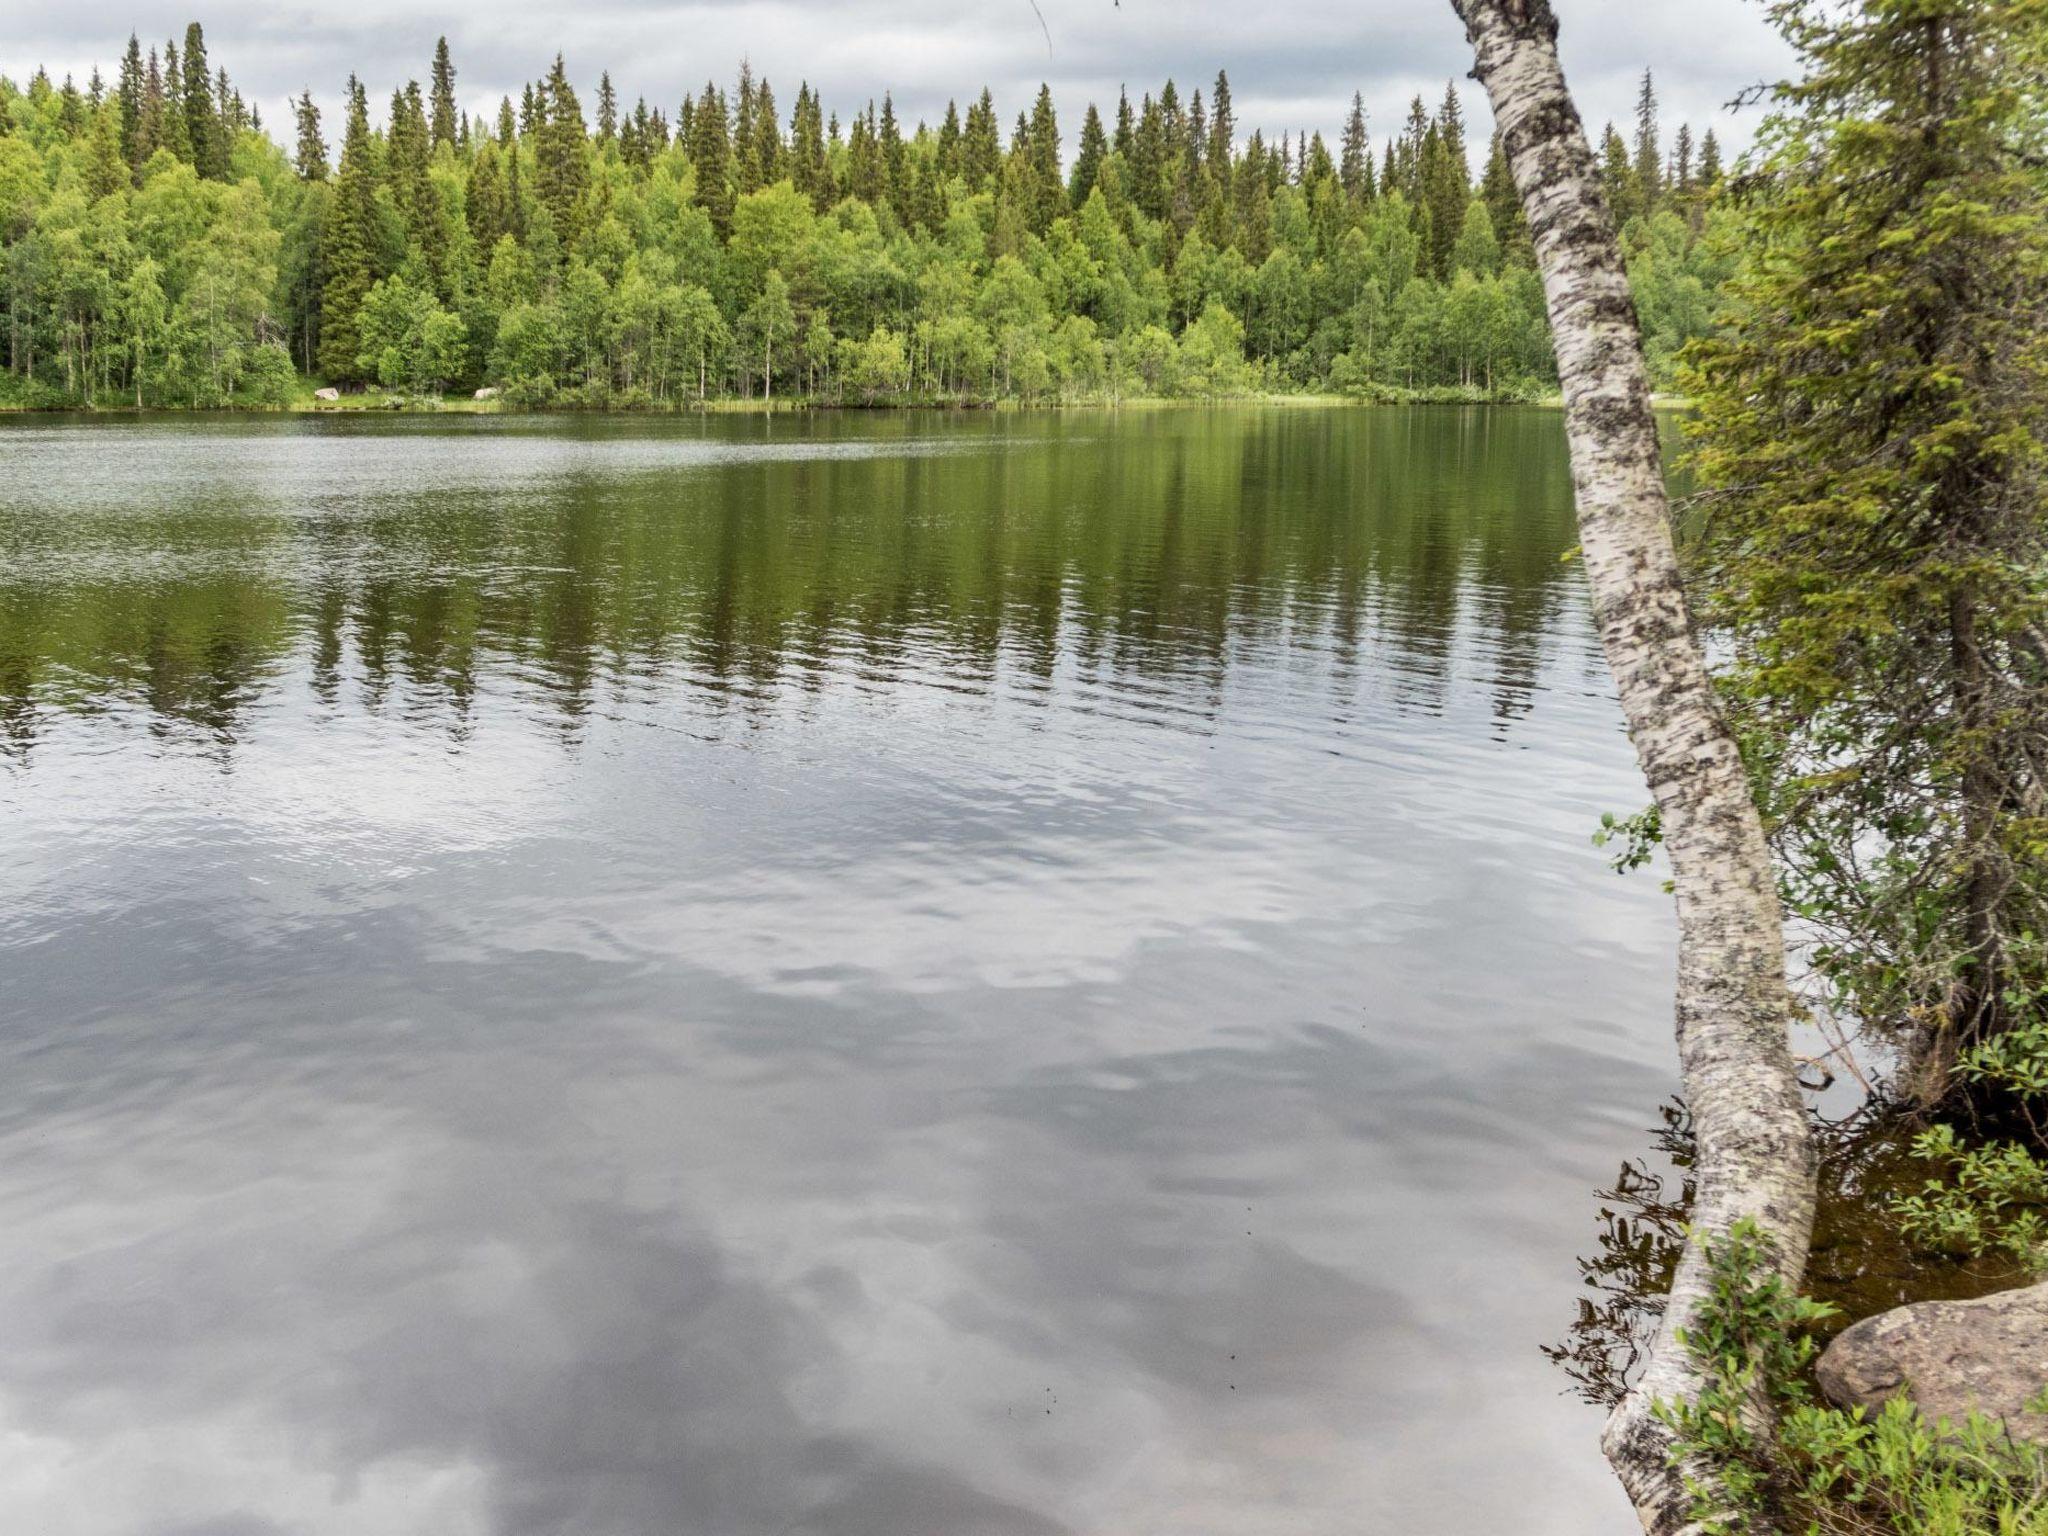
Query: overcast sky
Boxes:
[{"xmin": 14, "ymin": 1, "xmax": 1795, "ymax": 167}]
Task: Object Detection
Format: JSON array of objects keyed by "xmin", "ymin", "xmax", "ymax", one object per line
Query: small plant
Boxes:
[
  {"xmin": 1891, "ymin": 1123, "xmax": 2048, "ymax": 1273},
  {"xmin": 1595, "ymin": 803, "xmax": 1665, "ymax": 875},
  {"xmin": 1659, "ymin": 1221, "xmax": 2048, "ymax": 1535}
]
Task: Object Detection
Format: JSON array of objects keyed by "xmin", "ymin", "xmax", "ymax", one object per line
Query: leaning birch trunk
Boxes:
[{"xmin": 1445, "ymin": 3, "xmax": 1817, "ymax": 1531}]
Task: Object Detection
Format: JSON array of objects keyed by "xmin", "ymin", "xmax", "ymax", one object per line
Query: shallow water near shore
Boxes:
[{"xmin": 0, "ymin": 407, "xmax": 1678, "ymax": 1535}]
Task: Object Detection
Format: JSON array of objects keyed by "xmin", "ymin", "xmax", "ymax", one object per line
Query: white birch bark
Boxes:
[{"xmin": 1444, "ymin": 3, "xmax": 1818, "ymax": 1531}]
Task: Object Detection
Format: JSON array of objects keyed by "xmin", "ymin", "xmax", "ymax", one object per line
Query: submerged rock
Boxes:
[{"xmin": 1817, "ymin": 1280, "xmax": 2048, "ymax": 1442}]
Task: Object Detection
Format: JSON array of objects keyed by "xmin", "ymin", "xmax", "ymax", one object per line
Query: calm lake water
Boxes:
[{"xmin": 0, "ymin": 409, "xmax": 1678, "ymax": 1536}]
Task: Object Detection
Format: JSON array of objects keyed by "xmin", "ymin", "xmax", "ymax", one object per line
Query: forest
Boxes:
[{"xmin": 0, "ymin": 26, "xmax": 1730, "ymax": 409}]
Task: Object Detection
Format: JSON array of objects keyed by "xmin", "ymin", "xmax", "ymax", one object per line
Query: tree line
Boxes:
[{"xmin": 0, "ymin": 28, "xmax": 1728, "ymax": 408}]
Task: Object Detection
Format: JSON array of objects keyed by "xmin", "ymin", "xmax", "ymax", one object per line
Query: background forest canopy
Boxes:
[{"xmin": 0, "ymin": 24, "xmax": 1735, "ymax": 409}]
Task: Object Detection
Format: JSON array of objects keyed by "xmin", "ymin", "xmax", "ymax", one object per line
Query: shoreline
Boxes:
[{"xmin": 0, "ymin": 391, "xmax": 1701, "ymax": 418}]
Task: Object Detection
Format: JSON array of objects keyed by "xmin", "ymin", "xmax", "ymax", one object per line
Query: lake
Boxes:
[{"xmin": 0, "ymin": 408, "xmax": 1678, "ymax": 1535}]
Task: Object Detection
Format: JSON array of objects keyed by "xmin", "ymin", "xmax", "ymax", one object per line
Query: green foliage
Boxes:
[
  {"xmin": 1661, "ymin": 1221, "xmax": 2048, "ymax": 1535},
  {"xmin": 1891, "ymin": 1122, "xmax": 2048, "ymax": 1270},
  {"xmin": 1685, "ymin": 0, "xmax": 2048, "ymax": 1078},
  {"xmin": 1595, "ymin": 803, "xmax": 1664, "ymax": 875},
  {"xmin": 1, "ymin": 37, "xmax": 1732, "ymax": 410},
  {"xmin": 1890, "ymin": 1009, "xmax": 2048, "ymax": 1273}
]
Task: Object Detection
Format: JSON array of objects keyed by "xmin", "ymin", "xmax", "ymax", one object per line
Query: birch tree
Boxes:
[{"xmin": 1444, "ymin": 3, "xmax": 1816, "ymax": 1530}]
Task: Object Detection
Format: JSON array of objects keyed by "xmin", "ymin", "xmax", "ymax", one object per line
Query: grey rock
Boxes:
[
  {"xmin": 1817, "ymin": 1280, "xmax": 2048, "ymax": 1442},
  {"xmin": 473, "ymin": 387, "xmax": 500, "ymax": 401},
  {"xmin": 312, "ymin": 387, "xmax": 340, "ymax": 401}
]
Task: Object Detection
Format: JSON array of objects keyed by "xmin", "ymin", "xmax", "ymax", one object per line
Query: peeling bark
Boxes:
[{"xmin": 1445, "ymin": 3, "xmax": 1817, "ymax": 1531}]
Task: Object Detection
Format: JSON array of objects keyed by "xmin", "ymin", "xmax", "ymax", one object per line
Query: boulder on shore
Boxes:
[
  {"xmin": 473, "ymin": 387, "xmax": 500, "ymax": 401},
  {"xmin": 1817, "ymin": 1279, "xmax": 2048, "ymax": 1442},
  {"xmin": 312, "ymin": 387, "xmax": 340, "ymax": 402}
]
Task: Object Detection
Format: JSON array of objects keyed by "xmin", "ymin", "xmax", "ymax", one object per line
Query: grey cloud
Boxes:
[{"xmin": 20, "ymin": 0, "xmax": 1790, "ymax": 165}]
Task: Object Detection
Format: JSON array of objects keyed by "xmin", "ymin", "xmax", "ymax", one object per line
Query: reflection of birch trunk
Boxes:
[{"xmin": 1447, "ymin": 3, "xmax": 1817, "ymax": 1531}]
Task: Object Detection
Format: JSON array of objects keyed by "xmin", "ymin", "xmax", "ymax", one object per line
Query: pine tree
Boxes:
[
  {"xmin": 430, "ymin": 39, "xmax": 458, "ymax": 149},
  {"xmin": 596, "ymin": 71, "xmax": 617, "ymax": 145},
  {"xmin": 294, "ymin": 91, "xmax": 328, "ymax": 180}
]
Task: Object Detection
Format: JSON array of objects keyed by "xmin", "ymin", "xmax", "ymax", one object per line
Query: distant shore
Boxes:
[{"xmin": 0, "ymin": 390, "xmax": 1704, "ymax": 417}]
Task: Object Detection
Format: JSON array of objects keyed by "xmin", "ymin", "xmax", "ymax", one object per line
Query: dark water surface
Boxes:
[{"xmin": 0, "ymin": 409, "xmax": 1675, "ymax": 1535}]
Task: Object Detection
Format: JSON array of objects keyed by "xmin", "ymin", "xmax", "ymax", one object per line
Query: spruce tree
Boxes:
[
  {"xmin": 182, "ymin": 23, "xmax": 224, "ymax": 178},
  {"xmin": 596, "ymin": 71, "xmax": 617, "ymax": 145},
  {"xmin": 960, "ymin": 89, "xmax": 1000, "ymax": 189},
  {"xmin": 688, "ymin": 82, "xmax": 733, "ymax": 233},
  {"xmin": 1479, "ymin": 130, "xmax": 1526, "ymax": 262},
  {"xmin": 294, "ymin": 91, "xmax": 328, "ymax": 181},
  {"xmin": 318, "ymin": 76, "xmax": 381, "ymax": 382},
  {"xmin": 535, "ymin": 56, "xmax": 590, "ymax": 248},
  {"xmin": 1026, "ymin": 84, "xmax": 1064, "ymax": 230},
  {"xmin": 1689, "ymin": 0, "xmax": 2048, "ymax": 1085},
  {"xmin": 1206, "ymin": 71, "xmax": 1234, "ymax": 171},
  {"xmin": 1421, "ymin": 90, "xmax": 1469, "ymax": 279},
  {"xmin": 117, "ymin": 36, "xmax": 144, "ymax": 170},
  {"xmin": 847, "ymin": 105, "xmax": 882, "ymax": 206},
  {"xmin": 1339, "ymin": 93, "xmax": 1369, "ymax": 204},
  {"xmin": 749, "ymin": 78, "xmax": 782, "ymax": 187},
  {"xmin": 388, "ymin": 82, "xmax": 445, "ymax": 282},
  {"xmin": 1670, "ymin": 122, "xmax": 1694, "ymax": 195},
  {"xmin": 1068, "ymin": 103, "xmax": 1107, "ymax": 207},
  {"xmin": 1599, "ymin": 123, "xmax": 1639, "ymax": 226},
  {"xmin": 136, "ymin": 48, "xmax": 167, "ymax": 166},
  {"xmin": 466, "ymin": 141, "xmax": 508, "ymax": 249},
  {"xmin": 430, "ymin": 39, "xmax": 458, "ymax": 149},
  {"xmin": 1696, "ymin": 128, "xmax": 1722, "ymax": 188},
  {"xmin": 160, "ymin": 38, "xmax": 189, "ymax": 163},
  {"xmin": 791, "ymin": 84, "xmax": 829, "ymax": 209},
  {"xmin": 1631, "ymin": 69, "xmax": 1661, "ymax": 216},
  {"xmin": 936, "ymin": 99, "xmax": 961, "ymax": 177}
]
